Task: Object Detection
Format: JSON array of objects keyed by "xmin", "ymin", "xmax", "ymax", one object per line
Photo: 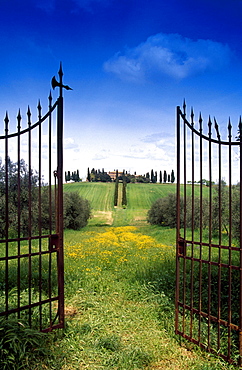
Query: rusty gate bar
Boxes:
[
  {"xmin": 240, "ymin": 117, "xmax": 242, "ymax": 362},
  {"xmin": 0, "ymin": 65, "xmax": 67, "ymax": 332},
  {"xmin": 175, "ymin": 101, "xmax": 242, "ymax": 365}
]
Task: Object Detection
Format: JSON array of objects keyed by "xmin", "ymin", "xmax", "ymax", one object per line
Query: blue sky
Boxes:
[{"xmin": 0, "ymin": 0, "xmax": 242, "ymax": 180}]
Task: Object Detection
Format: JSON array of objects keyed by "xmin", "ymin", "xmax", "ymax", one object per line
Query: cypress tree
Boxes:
[
  {"xmin": 151, "ymin": 169, "xmax": 154, "ymax": 183},
  {"xmin": 122, "ymin": 178, "xmax": 127, "ymax": 207},
  {"xmin": 87, "ymin": 167, "xmax": 91, "ymax": 182},
  {"xmin": 159, "ymin": 171, "xmax": 162, "ymax": 183},
  {"xmin": 163, "ymin": 170, "xmax": 167, "ymax": 183},
  {"xmin": 114, "ymin": 169, "xmax": 119, "ymax": 206},
  {"xmin": 171, "ymin": 169, "xmax": 175, "ymax": 183}
]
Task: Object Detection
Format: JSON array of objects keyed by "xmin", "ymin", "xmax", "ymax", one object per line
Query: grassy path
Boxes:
[{"xmin": 33, "ymin": 226, "xmax": 231, "ymax": 369}]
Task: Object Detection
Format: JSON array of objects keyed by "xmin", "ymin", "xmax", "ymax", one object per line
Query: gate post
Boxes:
[
  {"xmin": 239, "ymin": 119, "xmax": 242, "ymax": 365},
  {"xmin": 56, "ymin": 64, "xmax": 64, "ymax": 327},
  {"xmin": 175, "ymin": 105, "xmax": 181, "ymax": 334}
]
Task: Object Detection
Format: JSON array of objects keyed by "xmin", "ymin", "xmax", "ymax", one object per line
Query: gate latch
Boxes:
[
  {"xmin": 49, "ymin": 234, "xmax": 59, "ymax": 251},
  {"xmin": 178, "ymin": 238, "xmax": 186, "ymax": 256}
]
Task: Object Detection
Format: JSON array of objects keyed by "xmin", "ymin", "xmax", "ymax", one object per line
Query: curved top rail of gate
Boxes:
[
  {"xmin": 178, "ymin": 100, "xmax": 241, "ymax": 145},
  {"xmin": 176, "ymin": 100, "xmax": 242, "ymax": 366},
  {"xmin": 0, "ymin": 99, "xmax": 58, "ymax": 140},
  {"xmin": 0, "ymin": 64, "xmax": 72, "ymax": 332}
]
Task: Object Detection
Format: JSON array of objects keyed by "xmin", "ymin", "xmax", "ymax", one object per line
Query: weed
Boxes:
[
  {"xmin": 96, "ymin": 334, "xmax": 121, "ymax": 351},
  {"xmin": 0, "ymin": 317, "xmax": 49, "ymax": 370}
]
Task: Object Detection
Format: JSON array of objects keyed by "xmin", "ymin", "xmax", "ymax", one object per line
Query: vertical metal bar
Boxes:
[
  {"xmin": 182, "ymin": 101, "xmax": 187, "ymax": 335},
  {"xmin": 183, "ymin": 100, "xmax": 187, "ymax": 240},
  {"xmin": 198, "ymin": 112, "xmax": 203, "ymax": 343},
  {"xmin": 215, "ymin": 118, "xmax": 222, "ymax": 353},
  {"xmin": 228, "ymin": 119, "xmax": 232, "ymax": 361},
  {"xmin": 17, "ymin": 110, "xmax": 21, "ymax": 318},
  {"xmin": 175, "ymin": 106, "xmax": 181, "ymax": 334},
  {"xmin": 190, "ymin": 108, "xmax": 195, "ymax": 339},
  {"xmin": 4, "ymin": 113, "xmax": 9, "ymax": 315},
  {"xmin": 56, "ymin": 64, "xmax": 64, "ymax": 328},
  {"xmin": 218, "ymin": 141, "xmax": 222, "ymax": 353},
  {"xmin": 239, "ymin": 116, "xmax": 242, "ymax": 366},
  {"xmin": 207, "ymin": 116, "xmax": 212, "ymax": 349},
  {"xmin": 27, "ymin": 106, "xmax": 32, "ymax": 327},
  {"xmin": 38, "ymin": 101, "xmax": 42, "ymax": 330},
  {"xmin": 48, "ymin": 92, "xmax": 53, "ymax": 233},
  {"xmin": 48, "ymin": 92, "xmax": 53, "ymax": 326}
]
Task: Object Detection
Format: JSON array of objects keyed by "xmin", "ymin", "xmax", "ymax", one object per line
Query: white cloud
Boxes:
[{"xmin": 104, "ymin": 33, "xmax": 232, "ymax": 81}]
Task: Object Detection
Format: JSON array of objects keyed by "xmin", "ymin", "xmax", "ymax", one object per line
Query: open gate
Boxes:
[
  {"xmin": 175, "ymin": 101, "xmax": 242, "ymax": 365},
  {"xmin": 0, "ymin": 65, "xmax": 69, "ymax": 332}
]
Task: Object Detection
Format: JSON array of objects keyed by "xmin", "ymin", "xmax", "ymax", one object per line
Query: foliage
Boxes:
[
  {"xmin": 135, "ymin": 175, "xmax": 150, "ymax": 183},
  {"xmin": 231, "ymin": 184, "xmax": 240, "ymax": 240},
  {"xmin": 122, "ymin": 178, "xmax": 127, "ymax": 207},
  {"xmin": 65, "ymin": 169, "xmax": 81, "ymax": 182},
  {"xmin": 114, "ymin": 170, "xmax": 119, "ymax": 206},
  {"xmin": 63, "ymin": 191, "xmax": 91, "ymax": 230},
  {"xmin": 89, "ymin": 167, "xmax": 112, "ymax": 182},
  {"xmin": 0, "ymin": 317, "xmax": 49, "ymax": 370},
  {"xmin": 147, "ymin": 186, "xmax": 242, "ymax": 238},
  {"xmin": 0, "ymin": 157, "xmax": 40, "ymax": 238},
  {"xmin": 171, "ymin": 169, "xmax": 175, "ymax": 183},
  {"xmin": 147, "ymin": 193, "xmax": 180, "ymax": 227}
]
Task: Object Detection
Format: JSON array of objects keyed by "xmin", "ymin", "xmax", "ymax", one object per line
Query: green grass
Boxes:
[
  {"xmin": 64, "ymin": 182, "xmax": 115, "ymax": 212},
  {"xmin": 64, "ymin": 182, "xmax": 177, "ymax": 226},
  {"xmin": 6, "ymin": 182, "xmax": 233, "ymax": 369},
  {"xmin": 63, "ymin": 182, "xmax": 209, "ymax": 227},
  {"xmin": 26, "ymin": 224, "xmax": 233, "ymax": 370}
]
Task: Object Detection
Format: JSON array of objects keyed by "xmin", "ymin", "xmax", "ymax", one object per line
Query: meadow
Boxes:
[{"xmin": 29, "ymin": 182, "xmax": 232, "ymax": 369}]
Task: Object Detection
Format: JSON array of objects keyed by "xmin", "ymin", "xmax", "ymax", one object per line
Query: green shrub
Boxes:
[
  {"xmin": 63, "ymin": 191, "xmax": 91, "ymax": 230},
  {"xmin": 147, "ymin": 193, "xmax": 180, "ymax": 227}
]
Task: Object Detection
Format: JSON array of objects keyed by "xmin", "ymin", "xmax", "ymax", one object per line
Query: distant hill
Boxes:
[{"xmin": 63, "ymin": 182, "xmax": 201, "ymax": 227}]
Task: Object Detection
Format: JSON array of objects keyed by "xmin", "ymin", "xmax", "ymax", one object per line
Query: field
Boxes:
[
  {"xmin": 63, "ymin": 182, "xmax": 208, "ymax": 227},
  {"xmin": 63, "ymin": 182, "xmax": 178, "ymax": 226},
  {"xmin": 29, "ymin": 182, "xmax": 232, "ymax": 370}
]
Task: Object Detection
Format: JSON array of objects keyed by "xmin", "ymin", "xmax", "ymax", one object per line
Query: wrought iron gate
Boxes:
[
  {"xmin": 175, "ymin": 101, "xmax": 242, "ymax": 365},
  {"xmin": 0, "ymin": 65, "xmax": 68, "ymax": 332}
]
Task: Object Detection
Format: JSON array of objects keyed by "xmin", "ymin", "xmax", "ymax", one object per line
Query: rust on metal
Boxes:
[
  {"xmin": 0, "ymin": 65, "xmax": 70, "ymax": 332},
  {"xmin": 176, "ymin": 101, "xmax": 242, "ymax": 365}
]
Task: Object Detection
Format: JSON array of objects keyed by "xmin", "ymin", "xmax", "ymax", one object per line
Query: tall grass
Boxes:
[
  {"xmin": 26, "ymin": 225, "xmax": 233, "ymax": 369},
  {"xmin": 2, "ymin": 183, "xmax": 232, "ymax": 369}
]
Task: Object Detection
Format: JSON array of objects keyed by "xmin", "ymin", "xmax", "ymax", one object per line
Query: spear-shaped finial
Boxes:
[
  {"xmin": 214, "ymin": 117, "xmax": 220, "ymax": 141},
  {"xmin": 190, "ymin": 107, "xmax": 194, "ymax": 126},
  {"xmin": 228, "ymin": 118, "xmax": 232, "ymax": 140},
  {"xmin": 199, "ymin": 112, "xmax": 203, "ymax": 133},
  {"xmin": 208, "ymin": 115, "xmax": 212, "ymax": 138}
]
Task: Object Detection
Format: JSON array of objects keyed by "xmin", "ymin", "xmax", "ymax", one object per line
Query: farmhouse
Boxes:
[{"xmin": 108, "ymin": 171, "xmax": 124, "ymax": 181}]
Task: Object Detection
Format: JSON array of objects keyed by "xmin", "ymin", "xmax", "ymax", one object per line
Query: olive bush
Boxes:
[{"xmin": 63, "ymin": 191, "xmax": 91, "ymax": 230}]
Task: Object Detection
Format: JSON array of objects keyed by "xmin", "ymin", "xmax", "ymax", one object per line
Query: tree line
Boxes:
[
  {"xmin": 147, "ymin": 184, "xmax": 241, "ymax": 241},
  {"xmin": 85, "ymin": 167, "xmax": 175, "ymax": 183},
  {"xmin": 114, "ymin": 169, "xmax": 127, "ymax": 207},
  {"xmin": 65, "ymin": 170, "xmax": 81, "ymax": 182}
]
